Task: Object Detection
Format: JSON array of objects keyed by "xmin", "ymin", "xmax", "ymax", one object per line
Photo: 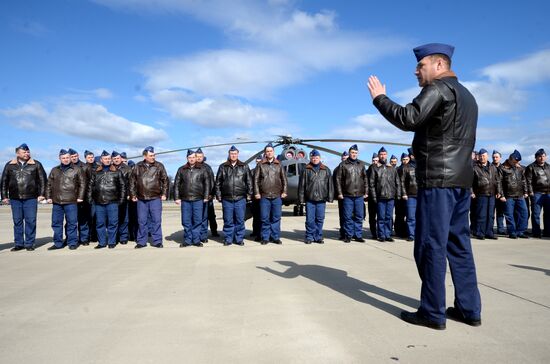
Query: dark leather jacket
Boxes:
[
  {"xmin": 174, "ymin": 163, "xmax": 211, "ymax": 201},
  {"xmin": 368, "ymin": 163, "xmax": 401, "ymax": 201},
  {"xmin": 472, "ymin": 162, "xmax": 501, "ymax": 196},
  {"xmin": 525, "ymin": 162, "xmax": 550, "ymax": 194},
  {"xmin": 1, "ymin": 158, "xmax": 47, "ymax": 200},
  {"xmin": 88, "ymin": 165, "xmax": 126, "ymax": 205},
  {"xmin": 335, "ymin": 158, "xmax": 368, "ymax": 197},
  {"xmin": 129, "ymin": 161, "xmax": 169, "ymax": 200},
  {"xmin": 254, "ymin": 159, "xmax": 288, "ymax": 198},
  {"xmin": 46, "ymin": 164, "xmax": 86, "ymax": 204},
  {"xmin": 215, "ymin": 160, "xmax": 253, "ymax": 201},
  {"xmin": 298, "ymin": 163, "xmax": 333, "ymax": 203},
  {"xmin": 114, "ymin": 163, "xmax": 132, "ymax": 194},
  {"xmin": 499, "ymin": 161, "xmax": 528, "ymax": 198},
  {"xmin": 202, "ymin": 162, "xmax": 216, "ymax": 197},
  {"xmin": 373, "ymin": 74, "xmax": 477, "ymax": 189},
  {"xmin": 400, "ymin": 163, "xmax": 418, "ymax": 197}
]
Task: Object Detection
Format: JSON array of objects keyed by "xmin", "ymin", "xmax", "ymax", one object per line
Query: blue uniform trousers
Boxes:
[
  {"xmin": 10, "ymin": 198, "xmax": 38, "ymax": 248},
  {"xmin": 376, "ymin": 198, "xmax": 395, "ymax": 239},
  {"xmin": 200, "ymin": 201, "xmax": 214, "ymax": 240},
  {"xmin": 504, "ymin": 197, "xmax": 528, "ymax": 236},
  {"xmin": 531, "ymin": 193, "xmax": 550, "ymax": 237},
  {"xmin": 181, "ymin": 200, "xmax": 204, "ymax": 245},
  {"xmin": 117, "ymin": 200, "xmax": 129, "ymax": 242},
  {"xmin": 405, "ymin": 196, "xmax": 417, "ymax": 240},
  {"xmin": 474, "ymin": 195, "xmax": 495, "ymax": 238},
  {"xmin": 415, "ymin": 188, "xmax": 481, "ymax": 324},
  {"xmin": 343, "ymin": 196, "xmax": 364, "ymax": 239},
  {"xmin": 77, "ymin": 201, "xmax": 91, "ymax": 243},
  {"xmin": 222, "ymin": 198, "xmax": 246, "ymax": 244},
  {"xmin": 52, "ymin": 203, "xmax": 78, "ymax": 248},
  {"xmin": 495, "ymin": 199, "xmax": 506, "ymax": 234},
  {"xmin": 95, "ymin": 203, "xmax": 119, "ymax": 247},
  {"xmin": 260, "ymin": 197, "xmax": 282, "ymax": 241},
  {"xmin": 305, "ymin": 201, "xmax": 326, "ymax": 241},
  {"xmin": 136, "ymin": 198, "xmax": 163, "ymax": 246},
  {"xmin": 337, "ymin": 199, "xmax": 345, "ymax": 238}
]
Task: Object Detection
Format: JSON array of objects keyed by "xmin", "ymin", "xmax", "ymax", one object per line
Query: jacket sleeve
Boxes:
[
  {"xmin": 160, "ymin": 164, "xmax": 169, "ymax": 197},
  {"xmin": 118, "ymin": 171, "xmax": 126, "ymax": 204},
  {"xmin": 253, "ymin": 165, "xmax": 261, "ymax": 196},
  {"xmin": 174, "ymin": 168, "xmax": 181, "ymax": 200},
  {"xmin": 522, "ymin": 167, "xmax": 528, "ymax": 195},
  {"xmin": 203, "ymin": 169, "xmax": 211, "ymax": 200},
  {"xmin": 245, "ymin": 165, "xmax": 253, "ymax": 197},
  {"xmin": 335, "ymin": 164, "xmax": 343, "ymax": 197},
  {"xmin": 129, "ymin": 166, "xmax": 137, "ymax": 198},
  {"xmin": 46, "ymin": 169, "xmax": 54, "ymax": 200},
  {"xmin": 298, "ymin": 169, "xmax": 305, "ymax": 204},
  {"xmin": 373, "ymin": 84, "xmax": 444, "ymax": 131},
  {"xmin": 76, "ymin": 168, "xmax": 86, "ymax": 201},
  {"xmin": 400, "ymin": 166, "xmax": 407, "ymax": 196},
  {"xmin": 280, "ymin": 165, "xmax": 288, "ymax": 195},
  {"xmin": 395, "ymin": 168, "xmax": 402, "ymax": 199},
  {"xmin": 524, "ymin": 165, "xmax": 534, "ymax": 195},
  {"xmin": 215, "ymin": 165, "xmax": 223, "ymax": 200},
  {"xmin": 36, "ymin": 162, "xmax": 47, "ymax": 197},
  {"xmin": 368, "ymin": 167, "xmax": 377, "ymax": 202},
  {"xmin": 362, "ymin": 165, "xmax": 369, "ymax": 196},
  {"xmin": 87, "ymin": 172, "xmax": 95, "ymax": 204},
  {"xmin": 327, "ymin": 168, "xmax": 334, "ymax": 203},
  {"xmin": 0, "ymin": 162, "xmax": 9, "ymax": 199}
]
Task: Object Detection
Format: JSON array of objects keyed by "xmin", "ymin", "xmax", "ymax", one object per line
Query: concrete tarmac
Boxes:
[{"xmin": 0, "ymin": 203, "xmax": 549, "ymax": 363}]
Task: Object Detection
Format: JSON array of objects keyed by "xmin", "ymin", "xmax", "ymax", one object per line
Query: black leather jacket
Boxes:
[
  {"xmin": 254, "ymin": 159, "xmax": 288, "ymax": 198},
  {"xmin": 129, "ymin": 161, "xmax": 169, "ymax": 200},
  {"xmin": 215, "ymin": 160, "xmax": 253, "ymax": 201},
  {"xmin": 174, "ymin": 163, "xmax": 211, "ymax": 201},
  {"xmin": 46, "ymin": 164, "xmax": 86, "ymax": 204},
  {"xmin": 298, "ymin": 163, "xmax": 334, "ymax": 203},
  {"xmin": 525, "ymin": 162, "xmax": 550, "ymax": 194},
  {"xmin": 373, "ymin": 75, "xmax": 477, "ymax": 189},
  {"xmin": 368, "ymin": 163, "xmax": 401, "ymax": 201},
  {"xmin": 472, "ymin": 162, "xmax": 501, "ymax": 196},
  {"xmin": 335, "ymin": 158, "xmax": 368, "ymax": 197},
  {"xmin": 114, "ymin": 163, "xmax": 132, "ymax": 194},
  {"xmin": 400, "ymin": 163, "xmax": 418, "ymax": 197},
  {"xmin": 499, "ymin": 161, "xmax": 528, "ymax": 198},
  {"xmin": 88, "ymin": 165, "xmax": 126, "ymax": 205},
  {"xmin": 1, "ymin": 158, "xmax": 47, "ymax": 200},
  {"xmin": 202, "ymin": 162, "xmax": 216, "ymax": 197}
]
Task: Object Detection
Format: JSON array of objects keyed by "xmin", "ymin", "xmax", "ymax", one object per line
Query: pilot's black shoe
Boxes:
[
  {"xmin": 80, "ymin": 241, "xmax": 90, "ymax": 246},
  {"xmin": 11, "ymin": 246, "xmax": 25, "ymax": 252},
  {"xmin": 518, "ymin": 234, "xmax": 529, "ymax": 239},
  {"xmin": 194, "ymin": 242, "xmax": 203, "ymax": 247},
  {"xmin": 485, "ymin": 235, "xmax": 498, "ymax": 240},
  {"xmin": 508, "ymin": 234, "xmax": 517, "ymax": 239},
  {"xmin": 69, "ymin": 245, "xmax": 78, "ymax": 250},
  {"xmin": 260, "ymin": 240, "xmax": 268, "ymax": 245},
  {"xmin": 120, "ymin": 241, "xmax": 128, "ymax": 245},
  {"xmin": 354, "ymin": 237, "xmax": 365, "ymax": 243},
  {"xmin": 400, "ymin": 311, "xmax": 446, "ymax": 330},
  {"xmin": 152, "ymin": 244, "xmax": 163, "ymax": 248},
  {"xmin": 236, "ymin": 241, "xmax": 244, "ymax": 246},
  {"xmin": 48, "ymin": 245, "xmax": 63, "ymax": 250},
  {"xmin": 446, "ymin": 307, "xmax": 481, "ymax": 327},
  {"xmin": 316, "ymin": 239, "xmax": 324, "ymax": 244},
  {"xmin": 26, "ymin": 247, "xmax": 35, "ymax": 251},
  {"xmin": 273, "ymin": 239, "xmax": 282, "ymax": 245},
  {"xmin": 134, "ymin": 244, "xmax": 146, "ymax": 249},
  {"xmin": 407, "ymin": 237, "xmax": 414, "ymax": 242},
  {"xmin": 305, "ymin": 240, "xmax": 313, "ymax": 244},
  {"xmin": 94, "ymin": 245, "xmax": 106, "ymax": 249},
  {"xmin": 377, "ymin": 238, "xmax": 385, "ymax": 242},
  {"xmin": 343, "ymin": 238, "xmax": 351, "ymax": 243},
  {"xmin": 108, "ymin": 245, "xmax": 116, "ymax": 249},
  {"xmin": 223, "ymin": 242, "xmax": 231, "ymax": 246},
  {"xmin": 385, "ymin": 237, "xmax": 394, "ymax": 242},
  {"xmin": 474, "ymin": 235, "xmax": 485, "ymax": 240},
  {"xmin": 254, "ymin": 236, "xmax": 262, "ymax": 242}
]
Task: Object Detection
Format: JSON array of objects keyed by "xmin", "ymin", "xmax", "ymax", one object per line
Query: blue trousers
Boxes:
[
  {"xmin": 343, "ymin": 196, "xmax": 364, "ymax": 239},
  {"xmin": 260, "ymin": 197, "xmax": 282, "ymax": 240},
  {"xmin": 474, "ymin": 196, "xmax": 495, "ymax": 238},
  {"xmin": 495, "ymin": 199, "xmax": 506, "ymax": 234},
  {"xmin": 95, "ymin": 203, "xmax": 119, "ymax": 246},
  {"xmin": 52, "ymin": 203, "xmax": 78, "ymax": 248},
  {"xmin": 200, "ymin": 201, "xmax": 213, "ymax": 240},
  {"xmin": 181, "ymin": 200, "xmax": 204, "ymax": 245},
  {"xmin": 222, "ymin": 198, "xmax": 246, "ymax": 243},
  {"xmin": 136, "ymin": 198, "xmax": 163, "ymax": 246},
  {"xmin": 305, "ymin": 201, "xmax": 326, "ymax": 241},
  {"xmin": 117, "ymin": 200, "xmax": 129, "ymax": 242},
  {"xmin": 504, "ymin": 197, "xmax": 528, "ymax": 236},
  {"xmin": 10, "ymin": 198, "xmax": 38, "ymax": 248},
  {"xmin": 377, "ymin": 199, "xmax": 395, "ymax": 239},
  {"xmin": 531, "ymin": 193, "xmax": 550, "ymax": 236},
  {"xmin": 77, "ymin": 201, "xmax": 91, "ymax": 243},
  {"xmin": 405, "ymin": 196, "xmax": 417, "ymax": 239},
  {"xmin": 415, "ymin": 188, "xmax": 481, "ymax": 324}
]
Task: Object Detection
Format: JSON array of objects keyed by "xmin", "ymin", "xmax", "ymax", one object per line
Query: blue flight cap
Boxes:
[
  {"xmin": 120, "ymin": 152, "xmax": 127, "ymax": 159},
  {"xmin": 143, "ymin": 146, "xmax": 154, "ymax": 154},
  {"xmin": 478, "ymin": 148, "xmax": 488, "ymax": 155},
  {"xmin": 342, "ymin": 151, "xmax": 349, "ymax": 157},
  {"xmin": 372, "ymin": 152, "xmax": 378, "ymax": 159},
  {"xmin": 510, "ymin": 149, "xmax": 522, "ymax": 161},
  {"xmin": 378, "ymin": 147, "xmax": 387, "ymax": 154},
  {"xmin": 492, "ymin": 150, "xmax": 501, "ymax": 156},
  {"xmin": 59, "ymin": 149, "xmax": 69, "ymax": 156},
  {"xmin": 195, "ymin": 147, "xmax": 203, "ymax": 154},
  {"xmin": 390, "ymin": 154, "xmax": 397, "ymax": 160},
  {"xmin": 128, "ymin": 160, "xmax": 135, "ymax": 167},
  {"xmin": 94, "ymin": 156, "xmax": 101, "ymax": 164},
  {"xmin": 187, "ymin": 149, "xmax": 195, "ymax": 157},
  {"xmin": 349, "ymin": 144, "xmax": 358, "ymax": 152},
  {"xmin": 84, "ymin": 150, "xmax": 94, "ymax": 157},
  {"xmin": 16, "ymin": 143, "xmax": 29, "ymax": 152},
  {"xmin": 407, "ymin": 147, "xmax": 414, "ymax": 156},
  {"xmin": 535, "ymin": 148, "xmax": 546, "ymax": 157},
  {"xmin": 101, "ymin": 150, "xmax": 110, "ymax": 157},
  {"xmin": 68, "ymin": 148, "xmax": 78, "ymax": 155},
  {"xmin": 413, "ymin": 43, "xmax": 455, "ymax": 62},
  {"xmin": 256, "ymin": 154, "xmax": 263, "ymax": 161},
  {"xmin": 229, "ymin": 145, "xmax": 239, "ymax": 152},
  {"xmin": 264, "ymin": 142, "xmax": 274, "ymax": 150},
  {"xmin": 310, "ymin": 149, "xmax": 321, "ymax": 157},
  {"xmin": 401, "ymin": 153, "xmax": 408, "ymax": 159},
  {"xmin": 111, "ymin": 150, "xmax": 120, "ymax": 158}
]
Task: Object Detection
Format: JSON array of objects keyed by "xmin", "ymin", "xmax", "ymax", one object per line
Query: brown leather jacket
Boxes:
[
  {"xmin": 254, "ymin": 159, "xmax": 288, "ymax": 198},
  {"xmin": 129, "ymin": 161, "xmax": 169, "ymax": 200},
  {"xmin": 46, "ymin": 164, "xmax": 86, "ymax": 204}
]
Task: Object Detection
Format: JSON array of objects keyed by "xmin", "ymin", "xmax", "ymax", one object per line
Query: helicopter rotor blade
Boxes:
[
  {"xmin": 128, "ymin": 140, "xmax": 273, "ymax": 159},
  {"xmin": 299, "ymin": 138, "xmax": 411, "ymax": 148},
  {"xmin": 297, "ymin": 142, "xmax": 370, "ymax": 166}
]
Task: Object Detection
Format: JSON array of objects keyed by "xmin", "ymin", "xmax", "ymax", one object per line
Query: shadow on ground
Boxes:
[
  {"xmin": 0, "ymin": 236, "xmax": 52, "ymax": 251},
  {"xmin": 510, "ymin": 264, "xmax": 550, "ymax": 276}
]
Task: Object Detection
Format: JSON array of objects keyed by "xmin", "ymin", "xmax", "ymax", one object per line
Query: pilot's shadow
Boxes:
[{"xmin": 257, "ymin": 261, "xmax": 419, "ymax": 318}]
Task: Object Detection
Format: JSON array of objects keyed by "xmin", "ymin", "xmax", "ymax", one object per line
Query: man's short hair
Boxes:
[{"xmin": 430, "ymin": 53, "xmax": 452, "ymax": 68}]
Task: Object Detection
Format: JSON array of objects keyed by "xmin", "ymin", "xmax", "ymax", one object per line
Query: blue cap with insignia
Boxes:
[
  {"xmin": 84, "ymin": 150, "xmax": 94, "ymax": 157},
  {"xmin": 407, "ymin": 147, "xmax": 414, "ymax": 156},
  {"xmin": 229, "ymin": 145, "xmax": 239, "ymax": 152},
  {"xmin": 196, "ymin": 147, "xmax": 203, "ymax": 154},
  {"xmin": 378, "ymin": 147, "xmax": 387, "ymax": 154},
  {"xmin": 492, "ymin": 150, "xmax": 501, "ymax": 156},
  {"xmin": 478, "ymin": 148, "xmax": 488, "ymax": 155},
  {"xmin": 342, "ymin": 151, "xmax": 348, "ymax": 157},
  {"xmin": 68, "ymin": 148, "xmax": 78, "ymax": 155},
  {"xmin": 401, "ymin": 153, "xmax": 408, "ymax": 159},
  {"xmin": 16, "ymin": 143, "xmax": 30, "ymax": 152},
  {"xmin": 101, "ymin": 150, "xmax": 110, "ymax": 157},
  {"xmin": 143, "ymin": 146, "xmax": 154, "ymax": 154},
  {"xmin": 128, "ymin": 160, "xmax": 135, "ymax": 167},
  {"xmin": 59, "ymin": 149, "xmax": 69, "ymax": 156},
  {"xmin": 187, "ymin": 149, "xmax": 195, "ymax": 157},
  {"xmin": 120, "ymin": 152, "xmax": 127, "ymax": 159},
  {"xmin": 510, "ymin": 149, "xmax": 522, "ymax": 161},
  {"xmin": 264, "ymin": 142, "xmax": 274, "ymax": 150},
  {"xmin": 111, "ymin": 150, "xmax": 120, "ymax": 158},
  {"xmin": 372, "ymin": 152, "xmax": 378, "ymax": 158},
  {"xmin": 535, "ymin": 148, "xmax": 546, "ymax": 157},
  {"xmin": 310, "ymin": 149, "xmax": 320, "ymax": 157},
  {"xmin": 349, "ymin": 144, "xmax": 358, "ymax": 151},
  {"xmin": 413, "ymin": 43, "xmax": 455, "ymax": 62},
  {"xmin": 390, "ymin": 155, "xmax": 397, "ymax": 160}
]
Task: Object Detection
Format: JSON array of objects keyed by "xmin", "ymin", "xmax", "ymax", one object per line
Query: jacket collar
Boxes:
[
  {"xmin": 261, "ymin": 158, "xmax": 280, "ymax": 164},
  {"xmin": 434, "ymin": 70, "xmax": 458, "ymax": 80},
  {"xmin": 223, "ymin": 159, "xmax": 245, "ymax": 167},
  {"xmin": 95, "ymin": 165, "xmax": 117, "ymax": 172},
  {"xmin": 9, "ymin": 158, "xmax": 35, "ymax": 165},
  {"xmin": 183, "ymin": 162, "xmax": 201, "ymax": 169},
  {"xmin": 306, "ymin": 162, "xmax": 326, "ymax": 170}
]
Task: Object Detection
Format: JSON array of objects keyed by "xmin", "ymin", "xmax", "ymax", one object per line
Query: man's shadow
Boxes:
[
  {"xmin": 257, "ymin": 261, "xmax": 419, "ymax": 317},
  {"xmin": 510, "ymin": 264, "xmax": 550, "ymax": 276},
  {"xmin": 0, "ymin": 236, "xmax": 52, "ymax": 251}
]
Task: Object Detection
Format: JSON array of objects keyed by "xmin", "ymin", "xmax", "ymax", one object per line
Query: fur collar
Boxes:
[
  {"xmin": 306, "ymin": 162, "xmax": 326, "ymax": 170},
  {"xmin": 9, "ymin": 158, "xmax": 35, "ymax": 165}
]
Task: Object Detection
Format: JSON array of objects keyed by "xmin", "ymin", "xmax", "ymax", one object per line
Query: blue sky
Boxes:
[{"xmin": 1, "ymin": 0, "xmax": 549, "ymax": 173}]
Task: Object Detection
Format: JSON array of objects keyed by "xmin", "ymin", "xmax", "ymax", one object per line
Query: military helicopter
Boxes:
[{"xmin": 130, "ymin": 135, "xmax": 410, "ymax": 216}]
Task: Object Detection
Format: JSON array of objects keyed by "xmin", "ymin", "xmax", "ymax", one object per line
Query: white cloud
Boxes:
[
  {"xmin": 481, "ymin": 49, "xmax": 550, "ymax": 85},
  {"xmin": 67, "ymin": 87, "xmax": 114, "ymax": 99},
  {"xmin": 2, "ymin": 102, "xmax": 168, "ymax": 147}
]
